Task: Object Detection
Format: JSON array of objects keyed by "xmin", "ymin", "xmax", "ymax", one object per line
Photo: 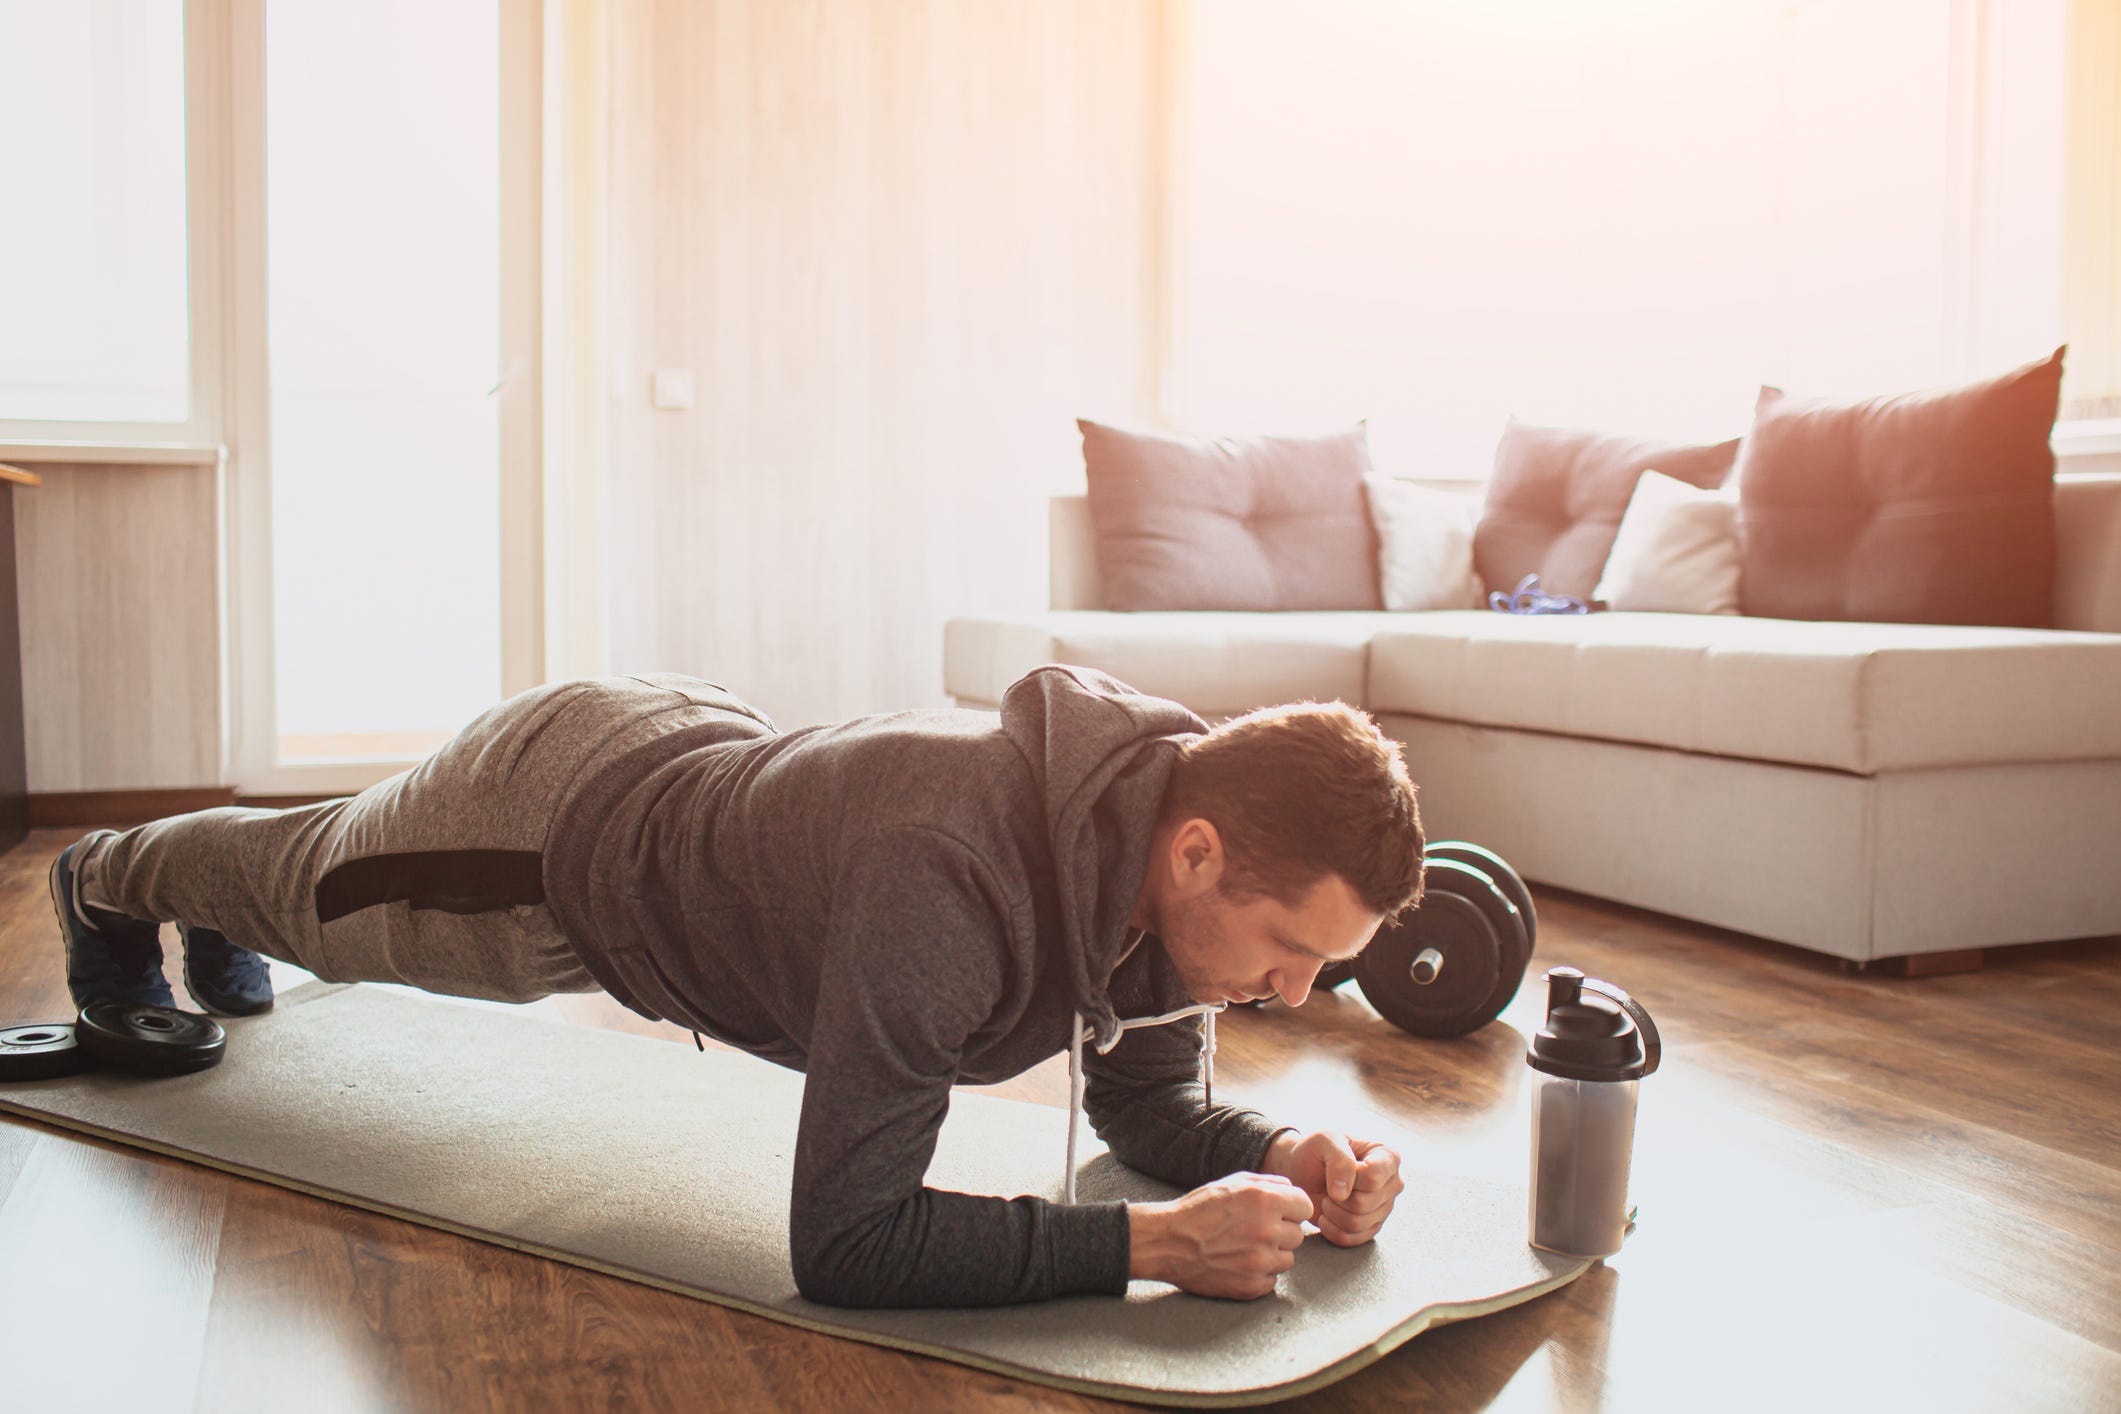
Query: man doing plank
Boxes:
[{"xmin": 52, "ymin": 665, "xmax": 1424, "ymax": 1308}]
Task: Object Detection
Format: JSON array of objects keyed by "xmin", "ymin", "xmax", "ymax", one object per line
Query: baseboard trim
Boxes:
[{"xmin": 29, "ymin": 787, "xmax": 238, "ymax": 828}]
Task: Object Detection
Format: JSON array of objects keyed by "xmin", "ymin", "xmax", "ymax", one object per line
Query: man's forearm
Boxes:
[
  {"xmin": 1088, "ymin": 1078, "xmax": 1290, "ymax": 1188},
  {"xmin": 793, "ymin": 1188, "xmax": 1131, "ymax": 1307}
]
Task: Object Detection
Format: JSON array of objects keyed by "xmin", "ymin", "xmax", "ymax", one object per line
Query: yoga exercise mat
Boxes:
[{"xmin": 0, "ymin": 983, "xmax": 1590, "ymax": 1406}]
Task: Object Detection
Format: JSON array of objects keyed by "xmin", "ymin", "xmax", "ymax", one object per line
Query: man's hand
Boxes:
[
  {"xmin": 1127, "ymin": 1173, "xmax": 1314, "ymax": 1299},
  {"xmin": 1262, "ymin": 1130, "xmax": 1404, "ymax": 1247}
]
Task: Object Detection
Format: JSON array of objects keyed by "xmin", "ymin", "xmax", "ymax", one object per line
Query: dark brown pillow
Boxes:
[
  {"xmin": 1079, "ymin": 419, "xmax": 1381, "ymax": 612},
  {"xmin": 1736, "ymin": 348, "xmax": 2064, "ymax": 627},
  {"xmin": 1474, "ymin": 420, "xmax": 1741, "ymax": 598}
]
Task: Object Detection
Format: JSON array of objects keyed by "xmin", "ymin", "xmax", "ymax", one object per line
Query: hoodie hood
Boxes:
[{"xmin": 999, "ymin": 664, "xmax": 1207, "ymax": 1049}]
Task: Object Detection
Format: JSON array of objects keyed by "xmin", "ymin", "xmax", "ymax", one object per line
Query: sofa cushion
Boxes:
[
  {"xmin": 1592, "ymin": 470, "xmax": 1741, "ymax": 615},
  {"xmin": 1364, "ymin": 477, "xmax": 1485, "ymax": 611},
  {"xmin": 1736, "ymin": 348, "xmax": 2064, "ymax": 628},
  {"xmin": 1474, "ymin": 420, "xmax": 1740, "ymax": 600},
  {"xmin": 1079, "ymin": 419, "xmax": 1382, "ymax": 612},
  {"xmin": 944, "ymin": 612, "xmax": 1386, "ymax": 718},
  {"xmin": 1366, "ymin": 611, "xmax": 2121, "ymax": 774}
]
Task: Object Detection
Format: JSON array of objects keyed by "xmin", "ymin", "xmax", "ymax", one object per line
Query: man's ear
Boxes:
[{"xmin": 1171, "ymin": 818, "xmax": 1224, "ymax": 891}]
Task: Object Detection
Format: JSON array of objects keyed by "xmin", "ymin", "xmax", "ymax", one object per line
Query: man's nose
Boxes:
[{"xmin": 1274, "ymin": 959, "xmax": 1323, "ymax": 1008}]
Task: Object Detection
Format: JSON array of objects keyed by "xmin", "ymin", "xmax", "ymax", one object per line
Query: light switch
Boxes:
[{"xmin": 651, "ymin": 368, "xmax": 696, "ymax": 410}]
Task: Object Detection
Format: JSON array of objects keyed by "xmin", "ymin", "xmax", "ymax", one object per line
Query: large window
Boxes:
[
  {"xmin": 264, "ymin": 1, "xmax": 504, "ymax": 761},
  {"xmin": 1174, "ymin": 0, "xmax": 2090, "ymax": 477},
  {"xmin": 0, "ymin": 0, "xmax": 190, "ymax": 426},
  {"xmin": 0, "ymin": 0, "xmax": 541, "ymax": 794}
]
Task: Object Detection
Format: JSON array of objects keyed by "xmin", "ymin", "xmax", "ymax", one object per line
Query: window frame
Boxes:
[{"xmin": 0, "ymin": 0, "xmax": 229, "ymax": 450}]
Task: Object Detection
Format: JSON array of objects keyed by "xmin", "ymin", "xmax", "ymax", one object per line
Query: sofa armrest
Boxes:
[
  {"xmin": 1050, "ymin": 495, "xmax": 1105, "ymax": 610},
  {"xmin": 2056, "ymin": 474, "xmax": 2121, "ymax": 633}
]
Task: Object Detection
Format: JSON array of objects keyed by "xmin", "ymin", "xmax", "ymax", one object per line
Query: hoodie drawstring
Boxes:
[
  {"xmin": 1204, "ymin": 1008, "xmax": 1216, "ymax": 1108},
  {"xmin": 1064, "ymin": 1002, "xmax": 1224, "ymax": 1205},
  {"xmin": 1065, "ymin": 1017, "xmax": 1086, "ymax": 1205}
]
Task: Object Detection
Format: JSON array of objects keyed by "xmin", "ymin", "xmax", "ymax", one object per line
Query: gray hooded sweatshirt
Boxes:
[{"xmin": 542, "ymin": 665, "xmax": 1289, "ymax": 1308}]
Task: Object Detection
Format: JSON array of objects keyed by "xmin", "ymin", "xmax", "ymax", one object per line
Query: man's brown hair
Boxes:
[{"xmin": 1163, "ymin": 701, "xmax": 1424, "ymax": 918}]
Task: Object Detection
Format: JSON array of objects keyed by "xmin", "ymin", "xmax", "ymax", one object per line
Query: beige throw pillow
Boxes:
[
  {"xmin": 1079, "ymin": 419, "xmax": 1382, "ymax": 611},
  {"xmin": 1363, "ymin": 477, "xmax": 1485, "ymax": 611},
  {"xmin": 1593, "ymin": 469, "xmax": 1741, "ymax": 614},
  {"xmin": 1474, "ymin": 418, "xmax": 1741, "ymax": 599}
]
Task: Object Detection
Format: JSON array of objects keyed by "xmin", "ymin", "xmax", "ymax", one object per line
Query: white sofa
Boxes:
[{"xmin": 943, "ymin": 475, "xmax": 2121, "ymax": 965}]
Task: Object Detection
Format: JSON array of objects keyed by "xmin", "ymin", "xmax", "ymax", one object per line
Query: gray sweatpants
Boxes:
[{"xmin": 73, "ymin": 673, "xmax": 768, "ymax": 1004}]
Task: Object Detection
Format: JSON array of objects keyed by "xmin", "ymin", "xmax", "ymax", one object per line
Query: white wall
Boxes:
[{"xmin": 1172, "ymin": 0, "xmax": 2074, "ymax": 478}]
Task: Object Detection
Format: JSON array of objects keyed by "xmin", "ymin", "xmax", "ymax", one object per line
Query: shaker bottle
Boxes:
[{"xmin": 1526, "ymin": 965, "xmax": 1661, "ymax": 1258}]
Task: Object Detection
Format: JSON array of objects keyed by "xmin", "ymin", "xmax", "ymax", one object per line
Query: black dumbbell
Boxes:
[
  {"xmin": 1327, "ymin": 843, "xmax": 1532, "ymax": 1037},
  {"xmin": 1353, "ymin": 856, "xmax": 1527, "ymax": 1036}
]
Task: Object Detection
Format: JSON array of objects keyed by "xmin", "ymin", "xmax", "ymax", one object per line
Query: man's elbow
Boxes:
[
  {"xmin": 792, "ymin": 1254, "xmax": 879, "ymax": 1308},
  {"xmin": 789, "ymin": 1226, "xmax": 897, "ymax": 1309}
]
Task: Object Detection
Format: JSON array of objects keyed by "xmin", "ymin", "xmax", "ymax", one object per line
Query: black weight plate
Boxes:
[
  {"xmin": 1420, "ymin": 857, "xmax": 1534, "ymax": 1025},
  {"xmin": 1353, "ymin": 891, "xmax": 1506, "ymax": 1038},
  {"xmin": 1426, "ymin": 840, "xmax": 1537, "ymax": 954},
  {"xmin": 75, "ymin": 1003, "xmax": 226, "ymax": 1077},
  {"xmin": 1422, "ymin": 857, "xmax": 1525, "ymax": 961},
  {"xmin": 0, "ymin": 1021, "xmax": 96, "ymax": 1081},
  {"xmin": 1316, "ymin": 959, "xmax": 1357, "ymax": 992}
]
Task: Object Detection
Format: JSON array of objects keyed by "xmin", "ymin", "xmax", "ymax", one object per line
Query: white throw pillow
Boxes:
[
  {"xmin": 1593, "ymin": 469, "xmax": 1742, "ymax": 614},
  {"xmin": 1363, "ymin": 477, "xmax": 1485, "ymax": 611}
]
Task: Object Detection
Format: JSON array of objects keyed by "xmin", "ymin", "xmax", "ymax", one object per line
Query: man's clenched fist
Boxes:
[
  {"xmin": 1262, "ymin": 1129, "xmax": 1405, "ymax": 1247},
  {"xmin": 1127, "ymin": 1173, "xmax": 1314, "ymax": 1299}
]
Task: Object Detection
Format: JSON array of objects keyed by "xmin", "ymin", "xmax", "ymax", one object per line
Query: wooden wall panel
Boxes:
[
  {"xmin": 604, "ymin": 0, "xmax": 1165, "ymax": 728},
  {"xmin": 14, "ymin": 464, "xmax": 222, "ymax": 791}
]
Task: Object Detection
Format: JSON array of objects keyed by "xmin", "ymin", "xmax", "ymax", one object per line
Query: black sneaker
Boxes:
[
  {"xmin": 179, "ymin": 923, "xmax": 275, "ymax": 1017},
  {"xmin": 50, "ymin": 839, "xmax": 174, "ymax": 1011}
]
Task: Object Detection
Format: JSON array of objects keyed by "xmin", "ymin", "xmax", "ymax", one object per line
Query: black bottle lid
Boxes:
[{"xmin": 1526, "ymin": 966, "xmax": 1662, "ymax": 1082}]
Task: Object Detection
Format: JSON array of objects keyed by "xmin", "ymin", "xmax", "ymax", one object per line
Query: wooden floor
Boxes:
[{"xmin": 1, "ymin": 825, "xmax": 2116, "ymax": 1412}]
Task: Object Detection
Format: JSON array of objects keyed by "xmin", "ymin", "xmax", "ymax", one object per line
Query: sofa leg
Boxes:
[{"xmin": 1886, "ymin": 949, "xmax": 1986, "ymax": 978}]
